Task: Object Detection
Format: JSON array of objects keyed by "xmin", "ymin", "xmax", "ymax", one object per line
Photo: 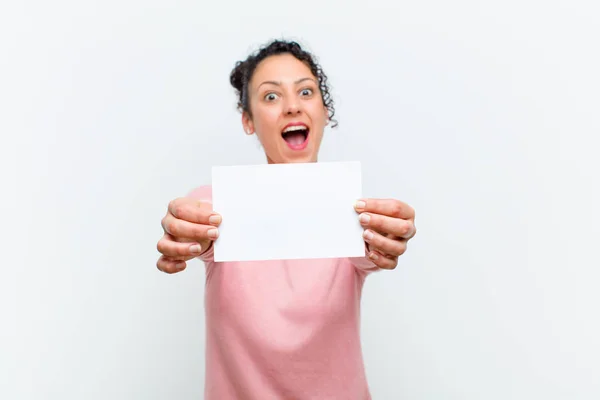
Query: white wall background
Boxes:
[{"xmin": 2, "ymin": 0, "xmax": 599, "ymax": 399}]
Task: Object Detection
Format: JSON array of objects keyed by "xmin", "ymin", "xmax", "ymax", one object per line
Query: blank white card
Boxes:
[{"xmin": 211, "ymin": 161, "xmax": 365, "ymax": 262}]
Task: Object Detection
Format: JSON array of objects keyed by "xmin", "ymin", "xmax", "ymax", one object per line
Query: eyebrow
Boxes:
[{"xmin": 257, "ymin": 77, "xmax": 316, "ymax": 89}]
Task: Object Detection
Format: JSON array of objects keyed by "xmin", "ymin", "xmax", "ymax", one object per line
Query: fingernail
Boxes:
[
  {"xmin": 369, "ymin": 252, "xmax": 379, "ymax": 261},
  {"xmin": 359, "ymin": 213, "xmax": 370, "ymax": 225},
  {"xmin": 175, "ymin": 262, "xmax": 186, "ymax": 269},
  {"xmin": 355, "ymin": 200, "xmax": 366, "ymax": 210},
  {"xmin": 209, "ymin": 214, "xmax": 222, "ymax": 225},
  {"xmin": 208, "ymin": 228, "xmax": 219, "ymax": 239},
  {"xmin": 363, "ymin": 230, "xmax": 374, "ymax": 241},
  {"xmin": 189, "ymin": 244, "xmax": 202, "ymax": 253}
]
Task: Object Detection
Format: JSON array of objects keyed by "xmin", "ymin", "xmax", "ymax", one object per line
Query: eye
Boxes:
[
  {"xmin": 264, "ymin": 92, "xmax": 279, "ymax": 101},
  {"xmin": 300, "ymin": 88, "xmax": 313, "ymax": 96}
]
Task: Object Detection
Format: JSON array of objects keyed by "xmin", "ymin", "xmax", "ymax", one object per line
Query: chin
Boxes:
[
  {"xmin": 281, "ymin": 149, "xmax": 319, "ymax": 164},
  {"xmin": 270, "ymin": 151, "xmax": 318, "ymax": 164},
  {"xmin": 286, "ymin": 158, "xmax": 317, "ymax": 164}
]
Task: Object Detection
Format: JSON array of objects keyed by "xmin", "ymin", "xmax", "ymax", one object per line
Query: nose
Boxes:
[{"xmin": 284, "ymin": 98, "xmax": 302, "ymax": 115}]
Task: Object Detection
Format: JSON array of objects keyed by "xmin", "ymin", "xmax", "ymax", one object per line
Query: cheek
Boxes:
[
  {"xmin": 308, "ymin": 100, "xmax": 326, "ymax": 118},
  {"xmin": 308, "ymin": 104, "xmax": 328, "ymax": 129},
  {"xmin": 253, "ymin": 109, "xmax": 280, "ymax": 141}
]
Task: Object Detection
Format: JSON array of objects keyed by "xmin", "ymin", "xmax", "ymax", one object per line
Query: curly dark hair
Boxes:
[{"xmin": 229, "ymin": 39, "xmax": 337, "ymax": 128}]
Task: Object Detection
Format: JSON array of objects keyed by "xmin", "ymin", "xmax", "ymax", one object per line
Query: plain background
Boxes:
[{"xmin": 1, "ymin": 0, "xmax": 599, "ymax": 399}]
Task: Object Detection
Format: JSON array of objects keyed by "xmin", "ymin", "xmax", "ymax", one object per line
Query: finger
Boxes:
[
  {"xmin": 359, "ymin": 213, "xmax": 416, "ymax": 239},
  {"xmin": 157, "ymin": 234, "xmax": 203, "ymax": 259},
  {"xmin": 168, "ymin": 198, "xmax": 221, "ymax": 226},
  {"xmin": 355, "ymin": 198, "xmax": 415, "ymax": 220},
  {"xmin": 156, "ymin": 256, "xmax": 187, "ymax": 274},
  {"xmin": 362, "ymin": 229, "xmax": 407, "ymax": 257},
  {"xmin": 161, "ymin": 213, "xmax": 220, "ymax": 242},
  {"xmin": 366, "ymin": 249, "xmax": 398, "ymax": 270}
]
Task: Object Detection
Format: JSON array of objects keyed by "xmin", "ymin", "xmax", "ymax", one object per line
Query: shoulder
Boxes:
[{"xmin": 186, "ymin": 185, "xmax": 213, "ymax": 203}]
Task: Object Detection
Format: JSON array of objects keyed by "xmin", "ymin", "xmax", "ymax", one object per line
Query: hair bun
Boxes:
[{"xmin": 229, "ymin": 60, "xmax": 246, "ymax": 93}]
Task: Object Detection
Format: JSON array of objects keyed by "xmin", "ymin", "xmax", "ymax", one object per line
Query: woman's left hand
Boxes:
[{"xmin": 354, "ymin": 198, "xmax": 416, "ymax": 269}]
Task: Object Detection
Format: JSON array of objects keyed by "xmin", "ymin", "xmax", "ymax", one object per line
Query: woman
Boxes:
[{"xmin": 156, "ymin": 40, "xmax": 416, "ymax": 399}]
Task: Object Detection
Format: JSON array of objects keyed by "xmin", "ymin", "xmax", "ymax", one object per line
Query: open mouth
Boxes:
[{"xmin": 282, "ymin": 124, "xmax": 310, "ymax": 150}]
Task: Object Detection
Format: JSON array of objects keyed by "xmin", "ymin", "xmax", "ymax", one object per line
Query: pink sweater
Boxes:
[{"xmin": 190, "ymin": 186, "xmax": 379, "ymax": 399}]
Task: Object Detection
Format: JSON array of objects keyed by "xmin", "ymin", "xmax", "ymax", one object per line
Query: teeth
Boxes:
[{"xmin": 283, "ymin": 125, "xmax": 307, "ymax": 133}]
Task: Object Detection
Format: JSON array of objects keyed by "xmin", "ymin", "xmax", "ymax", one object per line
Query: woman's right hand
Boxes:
[{"xmin": 156, "ymin": 197, "xmax": 221, "ymax": 273}]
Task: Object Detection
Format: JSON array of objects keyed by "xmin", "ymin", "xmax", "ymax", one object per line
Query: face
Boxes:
[{"xmin": 242, "ymin": 54, "xmax": 329, "ymax": 164}]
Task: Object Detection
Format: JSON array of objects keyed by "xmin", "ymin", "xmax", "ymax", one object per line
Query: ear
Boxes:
[
  {"xmin": 242, "ymin": 112, "xmax": 255, "ymax": 135},
  {"xmin": 323, "ymin": 106, "xmax": 329, "ymax": 126}
]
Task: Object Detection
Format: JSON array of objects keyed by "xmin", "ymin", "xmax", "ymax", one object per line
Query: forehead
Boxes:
[{"xmin": 251, "ymin": 54, "xmax": 314, "ymax": 87}]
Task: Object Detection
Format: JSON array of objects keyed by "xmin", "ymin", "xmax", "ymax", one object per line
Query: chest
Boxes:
[{"xmin": 204, "ymin": 258, "xmax": 362, "ymax": 326}]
